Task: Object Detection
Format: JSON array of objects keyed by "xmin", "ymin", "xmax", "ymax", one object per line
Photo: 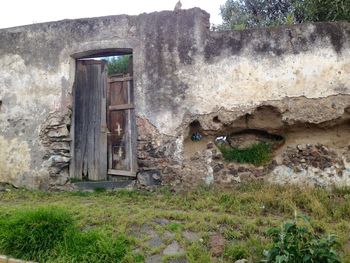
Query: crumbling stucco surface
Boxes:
[{"xmin": 0, "ymin": 8, "xmax": 349, "ymax": 189}]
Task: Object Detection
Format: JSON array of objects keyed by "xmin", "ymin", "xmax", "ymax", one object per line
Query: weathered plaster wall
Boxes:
[
  {"xmin": 0, "ymin": 8, "xmax": 208, "ymax": 188},
  {"xmin": 0, "ymin": 8, "xmax": 349, "ymax": 189}
]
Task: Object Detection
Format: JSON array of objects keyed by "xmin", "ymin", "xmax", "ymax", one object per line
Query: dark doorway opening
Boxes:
[{"xmin": 71, "ymin": 50, "xmax": 136, "ymax": 182}]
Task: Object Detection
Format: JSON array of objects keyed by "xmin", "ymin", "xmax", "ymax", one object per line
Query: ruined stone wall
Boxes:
[{"xmin": 0, "ymin": 8, "xmax": 349, "ymax": 189}]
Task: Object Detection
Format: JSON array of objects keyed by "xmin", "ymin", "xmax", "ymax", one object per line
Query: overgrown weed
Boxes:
[
  {"xmin": 218, "ymin": 142, "xmax": 271, "ymax": 166},
  {"xmin": 0, "ymin": 182, "xmax": 349, "ymax": 262}
]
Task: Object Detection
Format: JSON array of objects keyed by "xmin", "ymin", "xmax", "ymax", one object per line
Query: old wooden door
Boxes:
[
  {"xmin": 72, "ymin": 60, "xmax": 107, "ymax": 180},
  {"xmin": 107, "ymin": 73, "xmax": 137, "ymax": 177}
]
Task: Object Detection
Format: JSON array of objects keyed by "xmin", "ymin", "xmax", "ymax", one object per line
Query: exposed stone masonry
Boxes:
[
  {"xmin": 136, "ymin": 117, "xmax": 182, "ymax": 188},
  {"xmin": 282, "ymin": 144, "xmax": 342, "ymax": 172},
  {"xmin": 269, "ymin": 144, "xmax": 350, "ymax": 187},
  {"xmin": 179, "ymin": 142, "xmax": 276, "ymax": 189},
  {"xmin": 39, "ymin": 109, "xmax": 71, "ymax": 189}
]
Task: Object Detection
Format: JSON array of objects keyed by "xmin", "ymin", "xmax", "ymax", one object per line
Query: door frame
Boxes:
[{"xmin": 69, "ymin": 49, "xmax": 137, "ymax": 180}]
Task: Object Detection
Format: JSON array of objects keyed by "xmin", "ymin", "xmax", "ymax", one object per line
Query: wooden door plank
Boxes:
[
  {"xmin": 73, "ymin": 62, "xmax": 87, "ymax": 179},
  {"xmin": 130, "ymin": 78, "xmax": 138, "ymax": 173},
  {"xmin": 123, "ymin": 80, "xmax": 131, "ymax": 172},
  {"xmin": 126, "ymin": 80, "xmax": 133, "ymax": 173},
  {"xmin": 99, "ymin": 63, "xmax": 108, "ymax": 180},
  {"xmin": 73, "ymin": 60, "xmax": 107, "ymax": 181},
  {"xmin": 108, "ymin": 76, "xmax": 133, "ymax": 83},
  {"xmin": 109, "ymin": 104, "xmax": 134, "ymax": 111}
]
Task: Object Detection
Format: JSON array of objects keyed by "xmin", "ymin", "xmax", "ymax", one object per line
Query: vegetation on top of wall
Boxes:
[
  {"xmin": 106, "ymin": 55, "xmax": 131, "ymax": 76},
  {"xmin": 218, "ymin": 141, "xmax": 271, "ymax": 166},
  {"xmin": 219, "ymin": 0, "xmax": 350, "ymax": 30}
]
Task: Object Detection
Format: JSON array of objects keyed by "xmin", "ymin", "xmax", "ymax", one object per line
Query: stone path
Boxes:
[
  {"xmin": 131, "ymin": 217, "xmax": 230, "ymax": 263},
  {"xmin": 128, "ymin": 217, "xmax": 250, "ymax": 263}
]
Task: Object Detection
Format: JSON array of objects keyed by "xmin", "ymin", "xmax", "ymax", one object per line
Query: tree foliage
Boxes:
[
  {"xmin": 220, "ymin": 0, "xmax": 350, "ymax": 30},
  {"xmin": 298, "ymin": 0, "xmax": 350, "ymax": 22},
  {"xmin": 220, "ymin": 0, "xmax": 295, "ymax": 30},
  {"xmin": 106, "ymin": 55, "xmax": 131, "ymax": 76}
]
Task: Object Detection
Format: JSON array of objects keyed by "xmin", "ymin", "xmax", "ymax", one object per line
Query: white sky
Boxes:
[{"xmin": 0, "ymin": 0, "xmax": 225, "ymax": 29}]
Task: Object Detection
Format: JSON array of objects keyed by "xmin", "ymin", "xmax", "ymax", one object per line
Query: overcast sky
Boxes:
[{"xmin": 0, "ymin": 0, "xmax": 225, "ymax": 29}]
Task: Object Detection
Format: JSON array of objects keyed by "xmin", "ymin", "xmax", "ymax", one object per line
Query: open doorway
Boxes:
[{"xmin": 71, "ymin": 50, "xmax": 136, "ymax": 182}]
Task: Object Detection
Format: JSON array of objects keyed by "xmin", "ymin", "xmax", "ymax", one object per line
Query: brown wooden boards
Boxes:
[
  {"xmin": 72, "ymin": 60, "xmax": 107, "ymax": 180},
  {"xmin": 71, "ymin": 57, "xmax": 136, "ymax": 181},
  {"xmin": 107, "ymin": 74, "xmax": 136, "ymax": 177}
]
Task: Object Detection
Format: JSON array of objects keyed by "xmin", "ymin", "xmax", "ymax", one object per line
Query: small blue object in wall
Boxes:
[{"xmin": 191, "ymin": 132, "xmax": 202, "ymax": 142}]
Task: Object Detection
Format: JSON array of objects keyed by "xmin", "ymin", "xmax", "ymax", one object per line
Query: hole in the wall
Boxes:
[
  {"xmin": 246, "ymin": 105, "xmax": 283, "ymax": 131},
  {"xmin": 184, "ymin": 105, "xmax": 286, "ymax": 160},
  {"xmin": 189, "ymin": 120, "xmax": 201, "ymax": 129},
  {"xmin": 0, "ymin": 100, "xmax": 2, "ymax": 111},
  {"xmin": 183, "ymin": 120, "xmax": 208, "ymax": 157},
  {"xmin": 227, "ymin": 129, "xmax": 285, "ymax": 150},
  {"xmin": 183, "ymin": 103, "xmax": 350, "ymax": 174},
  {"xmin": 213, "ymin": 116, "xmax": 221, "ymax": 123},
  {"xmin": 189, "ymin": 120, "xmax": 203, "ymax": 142},
  {"xmin": 212, "ymin": 129, "xmax": 285, "ymax": 166},
  {"xmin": 188, "ymin": 120, "xmax": 202, "ymax": 135}
]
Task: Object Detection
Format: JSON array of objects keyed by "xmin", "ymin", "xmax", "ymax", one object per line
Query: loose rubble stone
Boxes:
[{"xmin": 138, "ymin": 170, "xmax": 162, "ymax": 187}]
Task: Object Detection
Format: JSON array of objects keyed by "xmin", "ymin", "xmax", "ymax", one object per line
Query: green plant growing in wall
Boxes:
[{"xmin": 218, "ymin": 141, "xmax": 271, "ymax": 166}]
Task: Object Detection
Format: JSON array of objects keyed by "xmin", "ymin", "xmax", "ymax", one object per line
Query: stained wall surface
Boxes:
[{"xmin": 0, "ymin": 8, "xmax": 349, "ymax": 189}]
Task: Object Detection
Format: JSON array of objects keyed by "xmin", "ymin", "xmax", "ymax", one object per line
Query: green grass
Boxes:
[
  {"xmin": 0, "ymin": 207, "xmax": 130, "ymax": 262},
  {"xmin": 223, "ymin": 243, "xmax": 249, "ymax": 261},
  {"xmin": 166, "ymin": 222, "xmax": 183, "ymax": 232},
  {"xmin": 187, "ymin": 242, "xmax": 211, "ymax": 263},
  {"xmin": 0, "ymin": 207, "xmax": 74, "ymax": 260},
  {"xmin": 53, "ymin": 230, "xmax": 129, "ymax": 263},
  {"xmin": 0, "ymin": 182, "xmax": 349, "ymax": 262},
  {"xmin": 218, "ymin": 142, "xmax": 271, "ymax": 166}
]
